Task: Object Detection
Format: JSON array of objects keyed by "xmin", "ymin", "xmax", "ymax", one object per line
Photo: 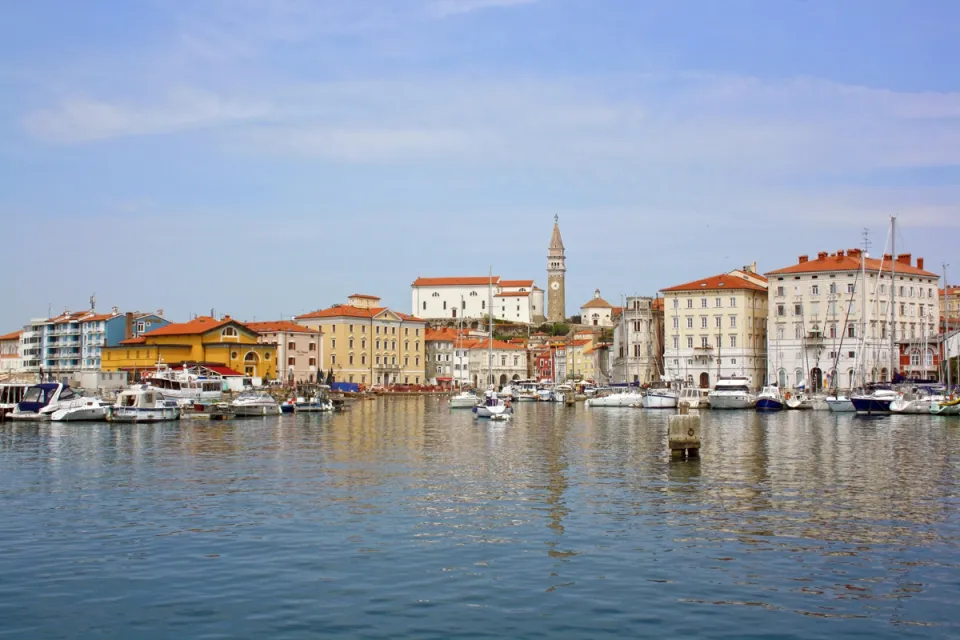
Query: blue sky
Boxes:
[{"xmin": 2, "ymin": 0, "xmax": 959, "ymax": 329}]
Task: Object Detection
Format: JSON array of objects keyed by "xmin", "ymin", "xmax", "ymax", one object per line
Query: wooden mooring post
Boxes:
[{"xmin": 668, "ymin": 402, "xmax": 701, "ymax": 458}]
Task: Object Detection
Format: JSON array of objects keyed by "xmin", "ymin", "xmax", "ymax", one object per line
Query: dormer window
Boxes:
[{"xmin": 222, "ymin": 327, "xmax": 238, "ymax": 338}]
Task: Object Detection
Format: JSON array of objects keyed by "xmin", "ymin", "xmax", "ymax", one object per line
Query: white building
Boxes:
[
  {"xmin": 465, "ymin": 338, "xmax": 527, "ymax": 387},
  {"xmin": 662, "ymin": 267, "xmax": 769, "ymax": 390},
  {"xmin": 579, "ymin": 289, "xmax": 618, "ymax": 327},
  {"xmin": 0, "ymin": 330, "xmax": 22, "ymax": 374},
  {"xmin": 411, "ymin": 277, "xmax": 545, "ymax": 325},
  {"xmin": 611, "ymin": 296, "xmax": 659, "ymax": 385},
  {"xmin": 766, "ymin": 250, "xmax": 939, "ymax": 390}
]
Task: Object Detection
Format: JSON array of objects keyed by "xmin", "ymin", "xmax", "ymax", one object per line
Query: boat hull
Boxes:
[
  {"xmin": 449, "ymin": 396, "xmax": 478, "ymax": 408},
  {"xmin": 585, "ymin": 394, "xmax": 644, "ymax": 407},
  {"xmin": 109, "ymin": 407, "xmax": 180, "ymax": 423},
  {"xmin": 755, "ymin": 398, "xmax": 784, "ymax": 411},
  {"xmin": 233, "ymin": 405, "xmax": 281, "ymax": 417},
  {"xmin": 708, "ymin": 393, "xmax": 757, "ymax": 409},
  {"xmin": 475, "ymin": 405, "xmax": 510, "ymax": 418},
  {"xmin": 850, "ymin": 397, "xmax": 893, "ymax": 414},
  {"xmin": 7, "ymin": 411, "xmax": 48, "ymax": 421},
  {"xmin": 51, "ymin": 407, "xmax": 109, "ymax": 422},
  {"xmin": 641, "ymin": 393, "xmax": 678, "ymax": 409}
]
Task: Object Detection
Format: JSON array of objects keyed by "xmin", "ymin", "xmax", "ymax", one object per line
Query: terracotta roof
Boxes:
[
  {"xmin": 766, "ymin": 250, "xmax": 937, "ymax": 278},
  {"xmin": 412, "ymin": 276, "xmax": 500, "ymax": 287},
  {"xmin": 118, "ymin": 337, "xmax": 147, "ymax": 345},
  {"xmin": 661, "ymin": 273, "xmax": 767, "ymax": 293},
  {"xmin": 349, "ymin": 293, "xmax": 380, "ymax": 300},
  {"xmin": 0, "ymin": 330, "xmax": 23, "ymax": 341},
  {"xmin": 495, "ymin": 291, "xmax": 531, "ymax": 297},
  {"xmin": 461, "ymin": 338, "xmax": 525, "ymax": 351},
  {"xmin": 245, "ymin": 320, "xmax": 318, "ymax": 335},
  {"xmin": 84, "ymin": 313, "xmax": 119, "ymax": 322},
  {"xmin": 140, "ymin": 316, "xmax": 246, "ymax": 337},
  {"xmin": 296, "ymin": 305, "xmax": 424, "ymax": 323},
  {"xmin": 499, "ymin": 279, "xmax": 534, "ymax": 288},
  {"xmin": 652, "ymin": 298, "xmax": 664, "ymax": 311},
  {"xmin": 581, "ymin": 296, "xmax": 614, "ymax": 309},
  {"xmin": 569, "ymin": 339, "xmax": 592, "ymax": 347},
  {"xmin": 425, "ymin": 328, "xmax": 463, "ymax": 343}
]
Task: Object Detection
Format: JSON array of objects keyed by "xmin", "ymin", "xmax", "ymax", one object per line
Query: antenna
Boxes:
[{"xmin": 861, "ymin": 227, "xmax": 872, "ymax": 256}]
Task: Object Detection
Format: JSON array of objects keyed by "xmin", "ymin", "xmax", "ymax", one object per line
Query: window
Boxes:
[
  {"xmin": 376, "ymin": 340, "xmax": 380, "ymax": 350},
  {"xmin": 415, "ymin": 341, "xmax": 420, "ymax": 351},
  {"xmin": 672, "ymin": 336, "xmax": 679, "ymax": 349},
  {"xmin": 701, "ymin": 336, "xmax": 709, "ymax": 348},
  {"xmin": 415, "ymin": 357, "xmax": 420, "ymax": 366},
  {"xmin": 794, "ymin": 304, "xmax": 802, "ymax": 316},
  {"xmin": 672, "ymin": 299, "xmax": 679, "ymax": 309},
  {"xmin": 687, "ymin": 299, "xmax": 693, "ymax": 308},
  {"xmin": 777, "ymin": 304, "xmax": 785, "ymax": 317},
  {"xmin": 309, "ymin": 342, "xmax": 316, "ymax": 351},
  {"xmin": 288, "ymin": 357, "xmax": 295, "ymax": 366},
  {"xmin": 331, "ymin": 354, "xmax": 336, "ymax": 364},
  {"xmin": 687, "ymin": 337, "xmax": 694, "ymax": 348},
  {"xmin": 730, "ymin": 335, "xmax": 737, "ymax": 348},
  {"xmin": 376, "ymin": 326, "xmax": 380, "ymax": 334},
  {"xmin": 309, "ymin": 357, "xmax": 316, "ymax": 366},
  {"xmin": 672, "ymin": 317, "xmax": 679, "ymax": 329},
  {"xmin": 349, "ymin": 338, "xmax": 354, "ymax": 349},
  {"xmin": 288, "ymin": 341, "xmax": 295, "ymax": 350},
  {"xmin": 349, "ymin": 325, "xmax": 354, "ymax": 333},
  {"xmin": 847, "ymin": 324, "xmax": 856, "ymax": 338},
  {"xmin": 829, "ymin": 283, "xmax": 837, "ymax": 295},
  {"xmin": 701, "ymin": 298, "xmax": 707, "ymax": 308},
  {"xmin": 361, "ymin": 354, "xmax": 366, "ymax": 365},
  {"xmin": 713, "ymin": 316, "xmax": 721, "ymax": 328},
  {"xmin": 349, "ymin": 355, "xmax": 354, "ymax": 365},
  {"xmin": 361, "ymin": 339, "xmax": 367, "ymax": 349},
  {"xmin": 222, "ymin": 327, "xmax": 238, "ymax": 338},
  {"xmin": 331, "ymin": 338, "xmax": 336, "ymax": 349},
  {"xmin": 362, "ymin": 325, "xmax": 366, "ymax": 333},
  {"xmin": 701, "ymin": 317, "xmax": 708, "ymax": 329},
  {"xmin": 729, "ymin": 297, "xmax": 736, "ymax": 307},
  {"xmin": 715, "ymin": 298, "xmax": 722, "ymax": 308},
  {"xmin": 376, "ymin": 356, "xmax": 381, "ymax": 365},
  {"xmin": 795, "ymin": 325, "xmax": 802, "ymax": 339},
  {"xmin": 686, "ymin": 317, "xmax": 693, "ymax": 329},
  {"xmin": 776, "ymin": 286, "xmax": 785, "ymax": 297},
  {"xmin": 811, "ymin": 284, "xmax": 819, "ymax": 296},
  {"xmin": 729, "ymin": 316, "xmax": 737, "ymax": 328},
  {"xmin": 331, "ymin": 325, "xmax": 336, "ymax": 333}
]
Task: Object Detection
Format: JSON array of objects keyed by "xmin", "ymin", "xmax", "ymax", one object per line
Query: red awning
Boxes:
[
  {"xmin": 436, "ymin": 377, "xmax": 453, "ymax": 381},
  {"xmin": 203, "ymin": 365, "xmax": 245, "ymax": 377}
]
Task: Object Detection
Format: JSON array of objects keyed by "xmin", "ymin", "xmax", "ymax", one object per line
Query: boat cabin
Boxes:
[
  {"xmin": 0, "ymin": 383, "xmax": 31, "ymax": 408},
  {"xmin": 18, "ymin": 383, "xmax": 75, "ymax": 413}
]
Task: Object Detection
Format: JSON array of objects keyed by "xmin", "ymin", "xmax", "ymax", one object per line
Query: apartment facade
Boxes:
[
  {"xmin": 246, "ymin": 321, "xmax": 323, "ymax": 384},
  {"xmin": 766, "ymin": 250, "xmax": 939, "ymax": 390},
  {"xmin": 296, "ymin": 294, "xmax": 428, "ymax": 387},
  {"xmin": 465, "ymin": 338, "xmax": 527, "ymax": 387},
  {"xmin": 611, "ymin": 296, "xmax": 659, "ymax": 385},
  {"xmin": 0, "ymin": 330, "xmax": 22, "ymax": 373},
  {"xmin": 425, "ymin": 328, "xmax": 465, "ymax": 386},
  {"xmin": 661, "ymin": 268, "xmax": 769, "ymax": 390},
  {"xmin": 411, "ymin": 277, "xmax": 545, "ymax": 325}
]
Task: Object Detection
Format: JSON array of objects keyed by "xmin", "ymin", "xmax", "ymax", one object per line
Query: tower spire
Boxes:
[{"xmin": 546, "ymin": 215, "xmax": 566, "ymax": 322}]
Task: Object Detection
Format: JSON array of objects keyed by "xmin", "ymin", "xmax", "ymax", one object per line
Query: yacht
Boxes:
[
  {"xmin": 707, "ymin": 376, "xmax": 757, "ymax": 410},
  {"xmin": 551, "ymin": 384, "xmax": 574, "ymax": 404},
  {"xmin": 890, "ymin": 385, "xmax": 946, "ymax": 414},
  {"xmin": 930, "ymin": 396, "xmax": 960, "ymax": 416},
  {"xmin": 145, "ymin": 366, "xmax": 223, "ymax": 405},
  {"xmin": 47, "ymin": 397, "xmax": 111, "ymax": 422},
  {"xmin": 473, "ymin": 391, "xmax": 512, "ymax": 418},
  {"xmin": 8, "ymin": 383, "xmax": 77, "ymax": 420},
  {"xmin": 755, "ymin": 385, "xmax": 784, "ymax": 411},
  {"xmin": 641, "ymin": 381, "xmax": 678, "ymax": 409},
  {"xmin": 515, "ymin": 381, "xmax": 539, "ymax": 402},
  {"xmin": 499, "ymin": 384, "xmax": 515, "ymax": 399},
  {"xmin": 585, "ymin": 386, "xmax": 644, "ymax": 407},
  {"xmin": 825, "ymin": 394, "xmax": 855, "ymax": 412},
  {"xmin": 109, "ymin": 386, "xmax": 180, "ymax": 423},
  {"xmin": 449, "ymin": 389, "xmax": 479, "ymax": 409},
  {"xmin": 677, "ymin": 386, "xmax": 710, "ymax": 409},
  {"xmin": 232, "ymin": 392, "xmax": 281, "ymax": 417},
  {"xmin": 850, "ymin": 387, "xmax": 898, "ymax": 415}
]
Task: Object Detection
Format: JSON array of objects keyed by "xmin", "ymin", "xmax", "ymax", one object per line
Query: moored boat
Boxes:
[
  {"xmin": 641, "ymin": 381, "xmax": 678, "ymax": 409},
  {"xmin": 109, "ymin": 386, "xmax": 180, "ymax": 423},
  {"xmin": 232, "ymin": 392, "xmax": 281, "ymax": 417},
  {"xmin": 825, "ymin": 394, "xmax": 855, "ymax": 412},
  {"xmin": 449, "ymin": 390, "xmax": 479, "ymax": 409},
  {"xmin": 48, "ymin": 397, "xmax": 111, "ymax": 422},
  {"xmin": 850, "ymin": 387, "xmax": 898, "ymax": 415},
  {"xmin": 8, "ymin": 383, "xmax": 78, "ymax": 421},
  {"xmin": 585, "ymin": 386, "xmax": 644, "ymax": 407},
  {"xmin": 755, "ymin": 385, "xmax": 784, "ymax": 411},
  {"xmin": 677, "ymin": 386, "xmax": 710, "ymax": 409},
  {"xmin": 474, "ymin": 391, "xmax": 512, "ymax": 418},
  {"xmin": 707, "ymin": 376, "xmax": 757, "ymax": 410}
]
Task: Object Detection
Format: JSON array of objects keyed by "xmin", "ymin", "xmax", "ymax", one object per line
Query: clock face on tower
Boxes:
[{"xmin": 550, "ymin": 281, "xmax": 560, "ymax": 290}]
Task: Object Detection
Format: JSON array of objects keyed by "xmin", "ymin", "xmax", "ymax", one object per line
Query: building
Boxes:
[
  {"xmin": 566, "ymin": 338, "xmax": 597, "ymax": 382},
  {"xmin": 943, "ymin": 285, "xmax": 960, "ymax": 321},
  {"xmin": 611, "ymin": 296, "xmax": 660, "ymax": 385},
  {"xmin": 662, "ymin": 267, "xmax": 769, "ymax": 390},
  {"xmin": 411, "ymin": 277, "xmax": 545, "ymax": 325},
  {"xmin": 547, "ymin": 215, "xmax": 566, "ymax": 322},
  {"xmin": 580, "ymin": 290, "xmax": 617, "ymax": 327},
  {"xmin": 296, "ymin": 294, "xmax": 428, "ymax": 387},
  {"xmin": 464, "ymin": 338, "xmax": 527, "ymax": 387},
  {"xmin": 246, "ymin": 321, "xmax": 323, "ymax": 384},
  {"xmin": 0, "ymin": 330, "xmax": 22, "ymax": 374},
  {"xmin": 766, "ymin": 250, "xmax": 939, "ymax": 389},
  {"xmin": 425, "ymin": 327, "xmax": 467, "ymax": 387},
  {"xmin": 101, "ymin": 315, "xmax": 277, "ymax": 381}
]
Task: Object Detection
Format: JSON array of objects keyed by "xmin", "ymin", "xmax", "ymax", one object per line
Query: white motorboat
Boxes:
[
  {"xmin": 585, "ymin": 387, "xmax": 644, "ymax": 407},
  {"xmin": 551, "ymin": 384, "xmax": 574, "ymax": 403},
  {"xmin": 8, "ymin": 383, "xmax": 78, "ymax": 420},
  {"xmin": 755, "ymin": 385, "xmax": 784, "ymax": 411},
  {"xmin": 232, "ymin": 392, "xmax": 281, "ymax": 417},
  {"xmin": 48, "ymin": 397, "xmax": 111, "ymax": 422},
  {"xmin": 500, "ymin": 384, "xmax": 515, "ymax": 399},
  {"xmin": 145, "ymin": 365, "xmax": 223, "ymax": 405},
  {"xmin": 450, "ymin": 390, "xmax": 479, "ymax": 409},
  {"xmin": 109, "ymin": 386, "xmax": 181, "ymax": 423},
  {"xmin": 641, "ymin": 381, "xmax": 678, "ymax": 409},
  {"xmin": 677, "ymin": 386, "xmax": 710, "ymax": 409},
  {"xmin": 825, "ymin": 395, "xmax": 855, "ymax": 412},
  {"xmin": 474, "ymin": 391, "xmax": 512, "ymax": 418},
  {"xmin": 515, "ymin": 382, "xmax": 539, "ymax": 401},
  {"xmin": 707, "ymin": 376, "xmax": 757, "ymax": 410}
]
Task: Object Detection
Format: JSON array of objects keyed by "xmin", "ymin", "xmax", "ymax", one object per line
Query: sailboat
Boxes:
[
  {"xmin": 474, "ymin": 270, "xmax": 512, "ymax": 419},
  {"xmin": 827, "ymin": 230, "xmax": 869, "ymax": 412},
  {"xmin": 450, "ymin": 297, "xmax": 479, "ymax": 409}
]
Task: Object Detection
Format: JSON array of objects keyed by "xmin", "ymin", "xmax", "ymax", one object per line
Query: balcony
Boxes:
[
  {"xmin": 807, "ymin": 332, "xmax": 824, "ymax": 342},
  {"xmin": 694, "ymin": 345, "xmax": 714, "ymax": 352}
]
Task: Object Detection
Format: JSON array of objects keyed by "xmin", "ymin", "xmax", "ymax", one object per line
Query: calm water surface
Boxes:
[{"xmin": 1, "ymin": 399, "xmax": 958, "ymax": 638}]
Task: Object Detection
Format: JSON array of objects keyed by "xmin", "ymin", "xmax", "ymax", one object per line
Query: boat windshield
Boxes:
[
  {"xmin": 22, "ymin": 387, "xmax": 44, "ymax": 403},
  {"xmin": 717, "ymin": 385, "xmax": 750, "ymax": 393}
]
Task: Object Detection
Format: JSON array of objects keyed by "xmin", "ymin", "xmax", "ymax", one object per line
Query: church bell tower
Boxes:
[{"xmin": 547, "ymin": 215, "xmax": 566, "ymax": 322}]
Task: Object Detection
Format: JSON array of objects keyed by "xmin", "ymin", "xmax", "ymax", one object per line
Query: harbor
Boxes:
[{"xmin": 1, "ymin": 399, "xmax": 957, "ymax": 637}]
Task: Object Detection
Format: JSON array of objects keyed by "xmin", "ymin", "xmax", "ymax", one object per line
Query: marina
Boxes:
[{"xmin": 0, "ymin": 398, "xmax": 957, "ymax": 637}]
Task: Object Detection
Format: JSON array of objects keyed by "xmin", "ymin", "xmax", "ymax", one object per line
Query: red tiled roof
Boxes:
[
  {"xmin": 495, "ymin": 291, "xmax": 531, "ymax": 297},
  {"xmin": 85, "ymin": 313, "xmax": 118, "ymax": 322},
  {"xmin": 652, "ymin": 298, "xmax": 664, "ymax": 311},
  {"xmin": 0, "ymin": 330, "xmax": 23, "ymax": 341},
  {"xmin": 766, "ymin": 250, "xmax": 937, "ymax": 277},
  {"xmin": 499, "ymin": 279, "xmax": 534, "ymax": 288},
  {"xmin": 119, "ymin": 337, "xmax": 147, "ymax": 345},
  {"xmin": 461, "ymin": 338, "xmax": 525, "ymax": 351},
  {"xmin": 296, "ymin": 305, "xmax": 424, "ymax": 323},
  {"xmin": 245, "ymin": 320, "xmax": 318, "ymax": 334},
  {"xmin": 141, "ymin": 316, "xmax": 249, "ymax": 337},
  {"xmin": 581, "ymin": 297, "xmax": 613, "ymax": 309},
  {"xmin": 569, "ymin": 339, "xmax": 592, "ymax": 347},
  {"xmin": 412, "ymin": 276, "xmax": 500, "ymax": 287},
  {"xmin": 661, "ymin": 273, "xmax": 767, "ymax": 293},
  {"xmin": 425, "ymin": 328, "xmax": 463, "ymax": 343}
]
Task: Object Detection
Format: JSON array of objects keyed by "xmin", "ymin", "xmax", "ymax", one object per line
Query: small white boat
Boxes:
[
  {"xmin": 890, "ymin": 386, "xmax": 945, "ymax": 414},
  {"xmin": 515, "ymin": 382, "xmax": 539, "ymax": 402},
  {"xmin": 641, "ymin": 381, "xmax": 678, "ymax": 409},
  {"xmin": 585, "ymin": 387, "xmax": 644, "ymax": 407},
  {"xmin": 109, "ymin": 386, "xmax": 181, "ymax": 423},
  {"xmin": 707, "ymin": 376, "xmax": 757, "ymax": 410},
  {"xmin": 48, "ymin": 397, "xmax": 111, "ymax": 422},
  {"xmin": 449, "ymin": 390, "xmax": 479, "ymax": 409},
  {"xmin": 474, "ymin": 391, "xmax": 512, "ymax": 418},
  {"xmin": 232, "ymin": 392, "xmax": 281, "ymax": 417},
  {"xmin": 500, "ymin": 384, "xmax": 515, "ymax": 399},
  {"xmin": 930, "ymin": 396, "xmax": 960, "ymax": 416},
  {"xmin": 8, "ymin": 383, "xmax": 78, "ymax": 420},
  {"xmin": 785, "ymin": 392, "xmax": 813, "ymax": 410},
  {"xmin": 825, "ymin": 395, "xmax": 855, "ymax": 412},
  {"xmin": 677, "ymin": 386, "xmax": 710, "ymax": 409}
]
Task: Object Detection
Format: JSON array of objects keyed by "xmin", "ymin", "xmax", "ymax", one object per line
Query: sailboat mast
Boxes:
[
  {"xmin": 890, "ymin": 216, "xmax": 897, "ymax": 380},
  {"xmin": 945, "ymin": 264, "xmax": 952, "ymax": 390},
  {"xmin": 861, "ymin": 231, "xmax": 868, "ymax": 388},
  {"xmin": 488, "ymin": 268, "xmax": 494, "ymax": 388}
]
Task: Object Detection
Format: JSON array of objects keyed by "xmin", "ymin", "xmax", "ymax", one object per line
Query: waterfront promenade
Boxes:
[{"xmin": 0, "ymin": 401, "xmax": 957, "ymax": 638}]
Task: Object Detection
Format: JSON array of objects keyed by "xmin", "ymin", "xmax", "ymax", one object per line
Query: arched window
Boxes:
[
  {"xmin": 909, "ymin": 349, "xmax": 921, "ymax": 367},
  {"xmin": 470, "ymin": 291, "xmax": 478, "ymax": 297},
  {"xmin": 794, "ymin": 368, "xmax": 803, "ymax": 386},
  {"xmin": 222, "ymin": 327, "xmax": 238, "ymax": 338},
  {"xmin": 848, "ymin": 369, "xmax": 855, "ymax": 388},
  {"xmin": 432, "ymin": 292, "xmax": 440, "ymax": 297},
  {"xmin": 925, "ymin": 349, "xmax": 935, "ymax": 367}
]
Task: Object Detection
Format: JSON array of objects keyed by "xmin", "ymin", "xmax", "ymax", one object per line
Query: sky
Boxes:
[{"xmin": 2, "ymin": 0, "xmax": 959, "ymax": 329}]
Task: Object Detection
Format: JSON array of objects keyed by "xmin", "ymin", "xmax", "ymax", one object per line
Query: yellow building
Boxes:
[
  {"xmin": 295, "ymin": 294, "xmax": 428, "ymax": 387},
  {"xmin": 101, "ymin": 315, "xmax": 277, "ymax": 380}
]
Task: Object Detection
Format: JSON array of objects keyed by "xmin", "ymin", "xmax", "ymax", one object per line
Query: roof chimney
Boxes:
[
  {"xmin": 817, "ymin": 251, "xmax": 828, "ymax": 261},
  {"xmin": 883, "ymin": 254, "xmax": 893, "ymax": 262},
  {"xmin": 798, "ymin": 255, "xmax": 809, "ymax": 264},
  {"xmin": 125, "ymin": 312, "xmax": 134, "ymax": 340},
  {"xmin": 917, "ymin": 257, "xmax": 925, "ymax": 271},
  {"xmin": 897, "ymin": 253, "xmax": 912, "ymax": 266}
]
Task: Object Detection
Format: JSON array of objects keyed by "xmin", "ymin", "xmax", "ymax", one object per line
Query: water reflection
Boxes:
[{"xmin": 0, "ymin": 401, "xmax": 957, "ymax": 637}]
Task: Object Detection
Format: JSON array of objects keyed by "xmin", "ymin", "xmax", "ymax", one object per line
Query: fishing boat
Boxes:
[
  {"xmin": 677, "ymin": 386, "xmax": 710, "ymax": 409},
  {"xmin": 109, "ymin": 385, "xmax": 180, "ymax": 423},
  {"xmin": 8, "ymin": 383, "xmax": 78, "ymax": 420},
  {"xmin": 232, "ymin": 392, "xmax": 281, "ymax": 417},
  {"xmin": 641, "ymin": 380, "xmax": 678, "ymax": 409},
  {"xmin": 707, "ymin": 376, "xmax": 757, "ymax": 409},
  {"xmin": 47, "ymin": 397, "xmax": 111, "ymax": 422},
  {"xmin": 755, "ymin": 385, "xmax": 784, "ymax": 411}
]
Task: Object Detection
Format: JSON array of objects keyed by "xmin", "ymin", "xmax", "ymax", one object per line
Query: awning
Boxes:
[{"xmin": 202, "ymin": 365, "xmax": 245, "ymax": 377}]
